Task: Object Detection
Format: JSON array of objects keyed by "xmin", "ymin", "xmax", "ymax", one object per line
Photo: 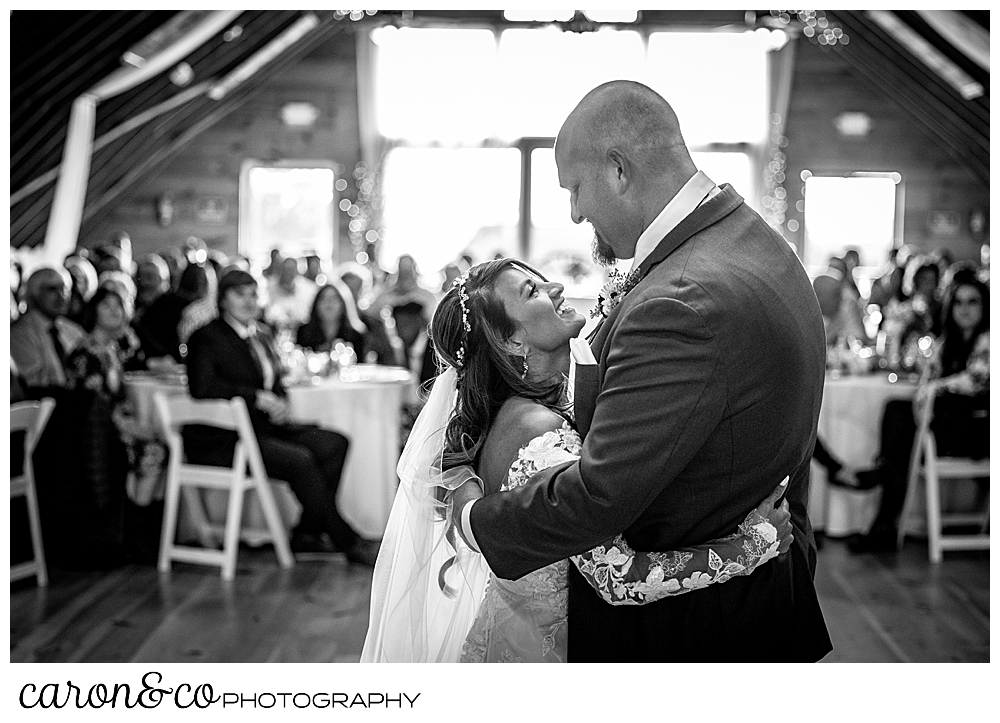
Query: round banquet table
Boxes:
[
  {"xmin": 124, "ymin": 365, "xmax": 415, "ymax": 542},
  {"xmin": 809, "ymin": 372, "xmax": 919, "ymax": 537},
  {"xmin": 284, "ymin": 365, "xmax": 415, "ymax": 538}
]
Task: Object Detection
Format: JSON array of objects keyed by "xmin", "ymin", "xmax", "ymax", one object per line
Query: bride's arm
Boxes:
[{"xmin": 571, "ymin": 479, "xmax": 792, "ymax": 606}]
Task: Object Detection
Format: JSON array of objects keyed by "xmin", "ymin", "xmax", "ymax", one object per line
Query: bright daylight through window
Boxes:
[{"xmin": 372, "ymin": 24, "xmax": 772, "ymax": 293}]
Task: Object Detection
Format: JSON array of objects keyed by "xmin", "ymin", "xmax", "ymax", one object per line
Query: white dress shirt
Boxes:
[{"xmin": 630, "ymin": 170, "xmax": 718, "ymax": 272}]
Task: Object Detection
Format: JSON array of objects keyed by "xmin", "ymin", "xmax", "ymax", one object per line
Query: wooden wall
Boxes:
[
  {"xmin": 81, "ymin": 33, "xmax": 360, "ymax": 263},
  {"xmin": 783, "ymin": 39, "xmax": 989, "ymax": 266}
]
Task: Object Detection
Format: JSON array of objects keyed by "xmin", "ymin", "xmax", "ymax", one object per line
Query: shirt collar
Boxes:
[
  {"xmin": 223, "ymin": 313, "xmax": 257, "ymax": 339},
  {"xmin": 630, "ymin": 170, "xmax": 717, "ymax": 272}
]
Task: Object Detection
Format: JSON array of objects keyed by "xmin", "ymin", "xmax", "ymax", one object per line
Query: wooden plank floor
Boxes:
[{"xmin": 10, "ymin": 539, "xmax": 989, "ymax": 663}]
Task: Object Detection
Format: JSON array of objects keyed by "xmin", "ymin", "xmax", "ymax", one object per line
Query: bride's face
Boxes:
[{"xmin": 495, "ymin": 267, "xmax": 586, "ymax": 354}]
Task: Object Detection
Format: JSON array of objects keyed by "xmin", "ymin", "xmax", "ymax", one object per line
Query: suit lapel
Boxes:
[
  {"xmin": 218, "ymin": 320, "xmax": 264, "ymax": 388},
  {"xmin": 587, "ymin": 184, "xmax": 744, "ymax": 360}
]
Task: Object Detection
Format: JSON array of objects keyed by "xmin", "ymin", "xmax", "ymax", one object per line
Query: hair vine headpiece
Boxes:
[{"xmin": 452, "ymin": 273, "xmax": 472, "ymax": 368}]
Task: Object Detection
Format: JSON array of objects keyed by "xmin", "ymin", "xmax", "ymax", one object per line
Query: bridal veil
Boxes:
[{"xmin": 360, "ymin": 366, "xmax": 490, "ymax": 662}]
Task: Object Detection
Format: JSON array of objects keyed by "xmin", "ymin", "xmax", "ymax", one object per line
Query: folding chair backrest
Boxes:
[
  {"xmin": 10, "ymin": 398, "xmax": 56, "ymax": 457},
  {"xmin": 153, "ymin": 393, "xmax": 266, "ymax": 478}
]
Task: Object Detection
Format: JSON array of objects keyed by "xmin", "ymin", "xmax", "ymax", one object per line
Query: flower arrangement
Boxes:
[{"xmin": 590, "ymin": 268, "xmax": 642, "ymax": 319}]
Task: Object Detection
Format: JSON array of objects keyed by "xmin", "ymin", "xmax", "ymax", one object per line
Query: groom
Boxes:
[{"xmin": 454, "ymin": 81, "xmax": 832, "ymax": 661}]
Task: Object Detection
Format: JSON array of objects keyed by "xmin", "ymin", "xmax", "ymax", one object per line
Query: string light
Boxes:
[{"xmin": 770, "ymin": 9, "xmax": 849, "ymax": 45}]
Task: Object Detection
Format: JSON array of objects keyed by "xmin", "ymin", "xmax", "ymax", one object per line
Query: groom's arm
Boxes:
[{"xmin": 466, "ymin": 297, "xmax": 726, "ymax": 580}]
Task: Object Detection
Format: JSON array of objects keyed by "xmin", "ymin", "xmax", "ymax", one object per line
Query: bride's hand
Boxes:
[{"xmin": 754, "ymin": 477, "xmax": 793, "ymax": 554}]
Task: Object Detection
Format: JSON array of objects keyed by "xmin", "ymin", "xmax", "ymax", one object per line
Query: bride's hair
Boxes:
[{"xmin": 431, "ymin": 258, "xmax": 571, "ymax": 472}]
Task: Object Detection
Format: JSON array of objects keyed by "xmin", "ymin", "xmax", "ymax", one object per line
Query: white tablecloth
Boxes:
[
  {"xmin": 125, "ymin": 365, "xmax": 415, "ymax": 541},
  {"xmin": 809, "ymin": 372, "xmax": 919, "ymax": 536},
  {"xmin": 285, "ymin": 366, "xmax": 414, "ymax": 538}
]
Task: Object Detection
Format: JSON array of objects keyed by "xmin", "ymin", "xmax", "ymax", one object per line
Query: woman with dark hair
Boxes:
[
  {"xmin": 362, "ymin": 259, "xmax": 794, "ymax": 662},
  {"xmin": 295, "ymin": 281, "xmax": 367, "ymax": 355},
  {"xmin": 64, "ymin": 288, "xmax": 142, "ymax": 566},
  {"xmin": 848, "ymin": 269, "xmax": 989, "ymax": 553}
]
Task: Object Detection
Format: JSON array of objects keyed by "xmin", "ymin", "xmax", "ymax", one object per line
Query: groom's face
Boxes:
[{"xmin": 556, "ymin": 138, "xmax": 632, "ymax": 265}]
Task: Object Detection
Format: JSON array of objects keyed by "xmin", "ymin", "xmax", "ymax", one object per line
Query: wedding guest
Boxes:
[
  {"xmin": 62, "ymin": 287, "xmax": 139, "ymax": 567},
  {"xmin": 130, "ymin": 259, "xmax": 203, "ymax": 361},
  {"xmin": 134, "ymin": 254, "xmax": 171, "ymax": 316},
  {"xmin": 107, "ymin": 230, "xmax": 134, "ymax": 272},
  {"xmin": 176, "ymin": 262, "xmax": 219, "ymax": 356},
  {"xmin": 373, "ymin": 255, "xmax": 439, "ymax": 383},
  {"xmin": 295, "ymin": 281, "xmax": 367, "ymax": 355},
  {"xmin": 263, "ymin": 248, "xmax": 284, "ymax": 279},
  {"xmin": 94, "ymin": 245, "xmax": 128, "ymax": 276},
  {"xmin": 64, "ymin": 254, "xmax": 99, "ymax": 326},
  {"xmin": 10, "ymin": 267, "xmax": 85, "ymax": 392},
  {"xmin": 813, "ymin": 258, "xmax": 867, "ymax": 346},
  {"xmin": 848, "ymin": 269, "xmax": 989, "ymax": 553},
  {"xmin": 184, "ymin": 270, "xmax": 380, "ymax": 565},
  {"xmin": 901, "ymin": 258, "xmax": 943, "ymax": 337},
  {"xmin": 336, "ymin": 263, "xmax": 400, "ymax": 366},
  {"xmin": 303, "ymin": 254, "xmax": 327, "ymax": 285},
  {"xmin": 159, "ymin": 246, "xmax": 187, "ymax": 291},
  {"xmin": 265, "ymin": 257, "xmax": 317, "ymax": 330}
]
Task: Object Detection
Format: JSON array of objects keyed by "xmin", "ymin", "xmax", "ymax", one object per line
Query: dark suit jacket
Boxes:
[
  {"xmin": 469, "ymin": 185, "xmax": 832, "ymax": 662},
  {"xmin": 184, "ymin": 317, "xmax": 287, "ymax": 460}
]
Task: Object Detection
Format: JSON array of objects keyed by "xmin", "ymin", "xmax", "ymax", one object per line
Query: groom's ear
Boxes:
[{"xmin": 607, "ymin": 148, "xmax": 631, "ymax": 194}]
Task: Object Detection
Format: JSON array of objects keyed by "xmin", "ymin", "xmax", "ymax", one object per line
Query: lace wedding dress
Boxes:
[{"xmin": 459, "ymin": 423, "xmax": 781, "ymax": 663}]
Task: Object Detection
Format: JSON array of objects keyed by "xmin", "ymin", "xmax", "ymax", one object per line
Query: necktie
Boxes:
[
  {"xmin": 49, "ymin": 323, "xmax": 68, "ymax": 371},
  {"xmin": 246, "ymin": 332, "xmax": 274, "ymax": 391}
]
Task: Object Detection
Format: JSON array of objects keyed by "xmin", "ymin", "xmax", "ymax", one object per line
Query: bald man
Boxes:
[
  {"xmin": 10, "ymin": 267, "xmax": 85, "ymax": 390},
  {"xmin": 458, "ymin": 81, "xmax": 832, "ymax": 661}
]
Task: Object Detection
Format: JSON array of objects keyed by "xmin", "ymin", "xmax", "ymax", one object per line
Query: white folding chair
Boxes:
[
  {"xmin": 10, "ymin": 398, "xmax": 56, "ymax": 586},
  {"xmin": 899, "ymin": 388, "xmax": 990, "ymax": 562},
  {"xmin": 154, "ymin": 393, "xmax": 294, "ymax": 580}
]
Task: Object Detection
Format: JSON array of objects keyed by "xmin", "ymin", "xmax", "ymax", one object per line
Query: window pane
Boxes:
[
  {"xmin": 803, "ymin": 176, "xmax": 897, "ymax": 270},
  {"xmin": 497, "ymin": 27, "xmax": 645, "ymax": 138},
  {"xmin": 380, "ymin": 147, "xmax": 521, "ymax": 276},
  {"xmin": 529, "ymin": 147, "xmax": 605, "ymax": 297},
  {"xmin": 373, "ymin": 27, "xmax": 497, "ymax": 142},
  {"xmin": 242, "ymin": 166, "xmax": 336, "ymax": 268},
  {"xmin": 647, "ymin": 31, "xmax": 768, "ymax": 145}
]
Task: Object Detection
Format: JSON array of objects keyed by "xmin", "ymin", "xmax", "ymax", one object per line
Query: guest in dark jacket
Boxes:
[
  {"xmin": 183, "ymin": 270, "xmax": 379, "ymax": 565},
  {"xmin": 295, "ymin": 281, "xmax": 367, "ymax": 355}
]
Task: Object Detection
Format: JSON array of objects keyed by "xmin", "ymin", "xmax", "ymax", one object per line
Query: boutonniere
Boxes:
[{"xmin": 591, "ymin": 269, "xmax": 642, "ymax": 319}]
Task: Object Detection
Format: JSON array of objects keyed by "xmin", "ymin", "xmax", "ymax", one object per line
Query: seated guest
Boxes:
[
  {"xmin": 63, "ymin": 287, "xmax": 141, "ymax": 567},
  {"xmin": 10, "ymin": 267, "xmax": 85, "ymax": 393},
  {"xmin": 336, "ymin": 264, "xmax": 399, "ymax": 366},
  {"xmin": 177, "ymin": 262, "xmax": 219, "ymax": 351},
  {"xmin": 265, "ymin": 257, "xmax": 317, "ymax": 331},
  {"xmin": 134, "ymin": 254, "xmax": 171, "ymax": 316},
  {"xmin": 93, "ymin": 245, "xmax": 128, "ymax": 277},
  {"xmin": 11, "ymin": 259, "xmax": 24, "ymax": 321},
  {"xmin": 296, "ymin": 281, "xmax": 367, "ymax": 355},
  {"xmin": 372, "ymin": 255, "xmax": 439, "ymax": 383},
  {"xmin": 848, "ymin": 269, "xmax": 989, "ymax": 553},
  {"xmin": 184, "ymin": 270, "xmax": 380, "ymax": 565},
  {"xmin": 159, "ymin": 246, "xmax": 187, "ymax": 292},
  {"xmin": 64, "ymin": 254, "xmax": 99, "ymax": 326}
]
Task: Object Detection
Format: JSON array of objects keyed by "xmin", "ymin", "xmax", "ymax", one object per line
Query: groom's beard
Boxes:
[{"xmin": 591, "ymin": 227, "xmax": 617, "ymax": 268}]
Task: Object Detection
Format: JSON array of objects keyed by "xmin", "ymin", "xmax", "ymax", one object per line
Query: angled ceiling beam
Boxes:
[{"xmin": 39, "ymin": 10, "xmax": 242, "ymax": 264}]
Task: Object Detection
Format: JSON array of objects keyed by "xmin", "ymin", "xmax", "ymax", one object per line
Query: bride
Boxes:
[{"xmin": 362, "ymin": 259, "xmax": 792, "ymax": 662}]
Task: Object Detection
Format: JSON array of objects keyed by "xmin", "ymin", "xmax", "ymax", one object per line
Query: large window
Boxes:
[
  {"xmin": 802, "ymin": 174, "xmax": 900, "ymax": 272},
  {"xmin": 370, "ymin": 25, "xmax": 771, "ymax": 287},
  {"xmin": 239, "ymin": 161, "xmax": 337, "ymax": 269}
]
